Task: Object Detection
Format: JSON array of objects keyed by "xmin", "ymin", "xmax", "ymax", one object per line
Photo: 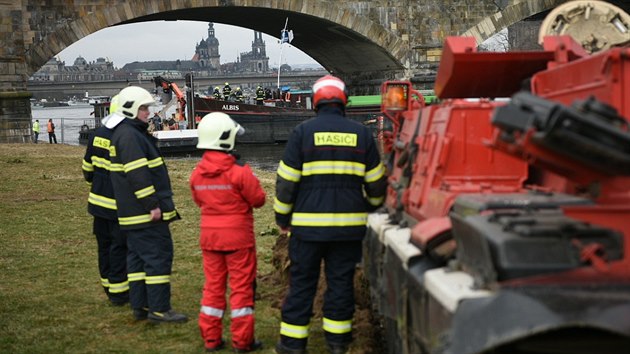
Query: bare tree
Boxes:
[{"xmin": 478, "ymin": 28, "xmax": 509, "ymax": 52}]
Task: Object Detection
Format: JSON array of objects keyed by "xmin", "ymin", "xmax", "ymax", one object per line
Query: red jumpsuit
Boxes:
[{"xmin": 190, "ymin": 150, "xmax": 266, "ymax": 351}]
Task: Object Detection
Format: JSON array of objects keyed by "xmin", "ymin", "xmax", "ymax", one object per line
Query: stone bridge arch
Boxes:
[
  {"xmin": 463, "ymin": 0, "xmax": 621, "ymax": 45},
  {"xmin": 27, "ymin": 0, "xmax": 407, "ymax": 82},
  {"xmin": 3, "ymin": 0, "xmax": 413, "ymax": 143}
]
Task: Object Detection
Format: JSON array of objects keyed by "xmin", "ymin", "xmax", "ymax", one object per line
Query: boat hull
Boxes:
[{"xmin": 193, "ymin": 96, "xmax": 314, "ymax": 144}]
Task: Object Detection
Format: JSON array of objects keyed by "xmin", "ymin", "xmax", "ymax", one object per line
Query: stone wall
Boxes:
[
  {"xmin": 509, "ymin": 18, "xmax": 544, "ymax": 51},
  {"xmin": 339, "ymin": 0, "xmax": 500, "ymax": 75},
  {"xmin": 0, "ymin": 92, "xmax": 33, "ymax": 143}
]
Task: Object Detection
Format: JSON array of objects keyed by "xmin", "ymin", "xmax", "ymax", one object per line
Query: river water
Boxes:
[
  {"xmin": 31, "ymin": 105, "xmax": 94, "ymax": 145},
  {"xmin": 31, "ymin": 105, "xmax": 285, "ymax": 171}
]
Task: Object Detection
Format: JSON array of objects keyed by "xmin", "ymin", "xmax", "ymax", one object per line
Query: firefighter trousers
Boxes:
[
  {"xmin": 280, "ymin": 237, "xmax": 362, "ymax": 350},
  {"xmin": 126, "ymin": 223, "xmax": 173, "ymax": 313},
  {"xmin": 199, "ymin": 247, "xmax": 257, "ymax": 350},
  {"xmin": 93, "ymin": 217, "xmax": 128, "ymax": 304}
]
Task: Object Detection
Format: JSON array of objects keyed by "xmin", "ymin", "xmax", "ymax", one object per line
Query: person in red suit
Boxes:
[{"xmin": 190, "ymin": 112, "xmax": 266, "ymax": 353}]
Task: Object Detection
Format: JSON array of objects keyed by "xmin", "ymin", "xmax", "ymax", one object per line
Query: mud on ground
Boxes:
[{"xmin": 258, "ymin": 234, "xmax": 384, "ymax": 354}]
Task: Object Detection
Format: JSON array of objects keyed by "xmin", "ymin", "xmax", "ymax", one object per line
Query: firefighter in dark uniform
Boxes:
[
  {"xmin": 274, "ymin": 75, "xmax": 387, "ymax": 354},
  {"xmin": 108, "ymin": 86, "xmax": 187, "ymax": 324},
  {"xmin": 234, "ymin": 87, "xmax": 245, "ymax": 102},
  {"xmin": 82, "ymin": 95, "xmax": 129, "ymax": 306},
  {"xmin": 255, "ymin": 86, "xmax": 265, "ymax": 105},
  {"xmin": 223, "ymin": 82, "xmax": 232, "ymax": 101},
  {"xmin": 213, "ymin": 86, "xmax": 221, "ymax": 100}
]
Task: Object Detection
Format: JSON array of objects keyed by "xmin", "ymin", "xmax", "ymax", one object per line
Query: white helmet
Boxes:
[
  {"xmin": 196, "ymin": 112, "xmax": 244, "ymax": 151},
  {"xmin": 117, "ymin": 86, "xmax": 155, "ymax": 119},
  {"xmin": 108, "ymin": 94, "xmax": 120, "ymax": 114}
]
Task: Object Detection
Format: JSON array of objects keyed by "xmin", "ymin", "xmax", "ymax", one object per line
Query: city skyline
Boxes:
[{"xmin": 57, "ymin": 20, "xmax": 320, "ymax": 69}]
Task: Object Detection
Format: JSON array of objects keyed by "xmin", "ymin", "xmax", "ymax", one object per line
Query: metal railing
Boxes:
[{"xmin": 31, "ymin": 117, "xmax": 92, "ymax": 145}]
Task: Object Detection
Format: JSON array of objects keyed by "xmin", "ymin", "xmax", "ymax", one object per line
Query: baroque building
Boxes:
[
  {"xmin": 192, "ymin": 23, "xmax": 221, "ymax": 72},
  {"xmin": 29, "ymin": 56, "xmax": 115, "ymax": 81},
  {"xmin": 236, "ymin": 31, "xmax": 269, "ymax": 73},
  {"xmin": 123, "ymin": 23, "xmax": 270, "ymax": 77},
  {"xmin": 29, "ymin": 22, "xmax": 271, "ymax": 81}
]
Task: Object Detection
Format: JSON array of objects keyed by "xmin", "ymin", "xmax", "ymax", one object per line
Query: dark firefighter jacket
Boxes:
[
  {"xmin": 255, "ymin": 88, "xmax": 265, "ymax": 101},
  {"xmin": 109, "ymin": 118, "xmax": 180, "ymax": 230},
  {"xmin": 82, "ymin": 125, "xmax": 117, "ymax": 220},
  {"xmin": 274, "ymin": 105, "xmax": 387, "ymax": 241}
]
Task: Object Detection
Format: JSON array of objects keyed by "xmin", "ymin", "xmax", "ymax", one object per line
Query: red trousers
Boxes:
[{"xmin": 199, "ymin": 247, "xmax": 257, "ymax": 350}]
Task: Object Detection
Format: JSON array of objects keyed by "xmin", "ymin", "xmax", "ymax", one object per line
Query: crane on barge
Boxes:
[{"xmin": 153, "ymin": 75, "xmax": 189, "ymax": 129}]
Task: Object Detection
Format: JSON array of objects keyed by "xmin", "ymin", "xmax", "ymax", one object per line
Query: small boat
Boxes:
[
  {"xmin": 152, "ymin": 129, "xmax": 200, "ymax": 155},
  {"xmin": 41, "ymin": 100, "xmax": 70, "ymax": 107},
  {"xmin": 78, "ymin": 99, "xmax": 112, "ymax": 146},
  {"xmin": 67, "ymin": 98, "xmax": 91, "ymax": 106},
  {"xmin": 87, "ymin": 95, "xmax": 110, "ymax": 105}
]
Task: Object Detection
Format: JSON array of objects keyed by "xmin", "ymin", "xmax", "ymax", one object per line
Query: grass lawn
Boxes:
[{"xmin": 0, "ymin": 143, "xmax": 381, "ymax": 354}]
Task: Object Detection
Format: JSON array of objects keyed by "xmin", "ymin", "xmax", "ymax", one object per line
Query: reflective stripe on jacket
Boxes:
[
  {"xmin": 110, "ymin": 119, "xmax": 179, "ymax": 230},
  {"xmin": 274, "ymin": 105, "xmax": 387, "ymax": 241},
  {"xmin": 82, "ymin": 125, "xmax": 117, "ymax": 220}
]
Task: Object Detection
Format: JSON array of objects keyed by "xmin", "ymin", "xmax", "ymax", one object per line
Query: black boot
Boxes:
[
  {"xmin": 275, "ymin": 342, "xmax": 307, "ymax": 354},
  {"xmin": 326, "ymin": 343, "xmax": 349, "ymax": 354},
  {"xmin": 147, "ymin": 309, "xmax": 188, "ymax": 323},
  {"xmin": 133, "ymin": 307, "xmax": 148, "ymax": 321}
]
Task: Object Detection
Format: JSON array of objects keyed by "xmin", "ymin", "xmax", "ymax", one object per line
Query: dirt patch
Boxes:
[{"xmin": 260, "ymin": 234, "xmax": 383, "ymax": 353}]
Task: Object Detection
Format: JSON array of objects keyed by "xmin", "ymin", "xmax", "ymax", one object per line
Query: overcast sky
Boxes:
[{"xmin": 57, "ymin": 20, "xmax": 319, "ymax": 69}]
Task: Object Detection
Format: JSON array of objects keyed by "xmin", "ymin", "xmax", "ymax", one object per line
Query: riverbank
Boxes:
[{"xmin": 0, "ymin": 144, "xmax": 378, "ymax": 354}]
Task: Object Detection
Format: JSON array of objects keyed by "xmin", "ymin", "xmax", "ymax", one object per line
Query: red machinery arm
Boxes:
[{"xmin": 153, "ymin": 76, "xmax": 187, "ymax": 117}]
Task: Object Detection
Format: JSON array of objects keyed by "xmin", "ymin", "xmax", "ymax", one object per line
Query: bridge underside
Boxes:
[{"xmin": 119, "ymin": 7, "xmax": 404, "ymax": 77}]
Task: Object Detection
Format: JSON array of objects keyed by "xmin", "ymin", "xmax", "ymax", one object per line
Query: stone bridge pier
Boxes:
[{"xmin": 2, "ymin": 0, "xmax": 588, "ymax": 143}]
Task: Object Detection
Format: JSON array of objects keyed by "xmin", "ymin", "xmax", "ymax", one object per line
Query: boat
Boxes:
[
  {"xmin": 151, "ymin": 129, "xmax": 200, "ymax": 155},
  {"xmin": 79, "ymin": 77, "xmax": 425, "ymax": 157},
  {"xmin": 40, "ymin": 100, "xmax": 70, "ymax": 107},
  {"xmin": 78, "ymin": 99, "xmax": 112, "ymax": 146},
  {"xmin": 191, "ymin": 94, "xmax": 315, "ymax": 144},
  {"xmin": 149, "ymin": 93, "xmax": 383, "ymax": 155},
  {"xmin": 67, "ymin": 97, "xmax": 91, "ymax": 106}
]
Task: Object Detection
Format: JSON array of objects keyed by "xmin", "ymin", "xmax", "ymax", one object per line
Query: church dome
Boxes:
[{"xmin": 73, "ymin": 56, "xmax": 87, "ymax": 66}]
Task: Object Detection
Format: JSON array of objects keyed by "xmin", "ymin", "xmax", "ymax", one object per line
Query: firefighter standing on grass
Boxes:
[
  {"xmin": 274, "ymin": 75, "xmax": 387, "ymax": 354},
  {"xmin": 190, "ymin": 112, "xmax": 266, "ymax": 352},
  {"xmin": 81, "ymin": 95, "xmax": 129, "ymax": 306},
  {"xmin": 107, "ymin": 86, "xmax": 187, "ymax": 324}
]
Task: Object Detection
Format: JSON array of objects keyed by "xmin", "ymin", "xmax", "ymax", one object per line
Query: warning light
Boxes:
[{"xmin": 384, "ymin": 84, "xmax": 407, "ymax": 111}]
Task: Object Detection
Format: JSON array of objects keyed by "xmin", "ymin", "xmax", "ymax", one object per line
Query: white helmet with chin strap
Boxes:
[
  {"xmin": 117, "ymin": 86, "xmax": 156, "ymax": 119},
  {"xmin": 196, "ymin": 112, "xmax": 244, "ymax": 151}
]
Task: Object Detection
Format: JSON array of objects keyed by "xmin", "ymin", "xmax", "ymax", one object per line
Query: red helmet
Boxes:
[{"xmin": 312, "ymin": 75, "xmax": 347, "ymax": 108}]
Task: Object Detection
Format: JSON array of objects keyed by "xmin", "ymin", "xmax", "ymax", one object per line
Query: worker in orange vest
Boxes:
[{"xmin": 47, "ymin": 119, "xmax": 58, "ymax": 144}]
